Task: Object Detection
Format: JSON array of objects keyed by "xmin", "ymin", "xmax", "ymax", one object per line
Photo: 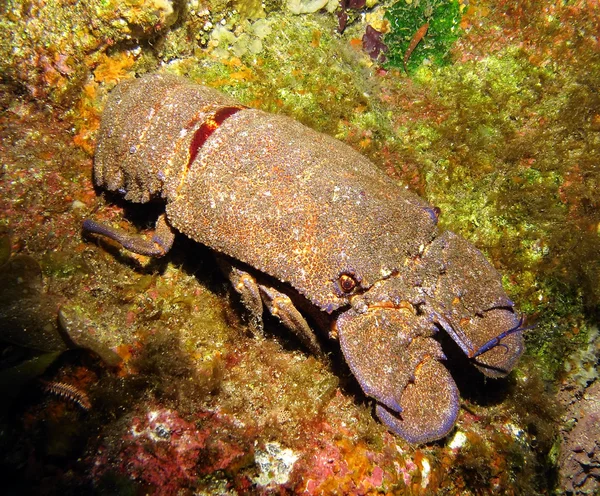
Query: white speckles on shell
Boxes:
[
  {"xmin": 93, "ymin": 74, "xmax": 524, "ymax": 445},
  {"xmin": 94, "ymin": 73, "xmax": 238, "ymax": 203},
  {"xmin": 167, "ymin": 108, "xmax": 437, "ymax": 311},
  {"xmin": 98, "ymin": 73, "xmax": 437, "ymax": 311},
  {"xmin": 380, "ymin": 267, "xmax": 392, "ymax": 278}
]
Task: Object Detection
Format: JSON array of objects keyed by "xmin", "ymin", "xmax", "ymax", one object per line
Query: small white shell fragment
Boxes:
[{"xmin": 286, "ymin": 0, "xmax": 329, "ymax": 14}]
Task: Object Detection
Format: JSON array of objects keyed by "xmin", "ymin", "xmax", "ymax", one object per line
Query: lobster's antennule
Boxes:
[{"xmin": 469, "ymin": 314, "xmax": 533, "ymax": 359}]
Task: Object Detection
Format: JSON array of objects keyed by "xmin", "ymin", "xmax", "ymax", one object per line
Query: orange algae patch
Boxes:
[
  {"xmin": 349, "ymin": 38, "xmax": 363, "ymax": 50},
  {"xmin": 223, "ymin": 57, "xmax": 243, "ymax": 67},
  {"xmin": 116, "ymin": 343, "xmax": 133, "ymax": 363},
  {"xmin": 229, "ymin": 67, "xmax": 255, "ymax": 81},
  {"xmin": 115, "ymin": 342, "xmax": 142, "ymax": 376},
  {"xmin": 74, "ymin": 53, "xmax": 136, "ymax": 152},
  {"xmin": 94, "ymin": 52, "xmax": 135, "ymax": 85},
  {"xmin": 359, "ymin": 138, "xmax": 372, "ymax": 149},
  {"xmin": 73, "ymin": 81, "xmax": 101, "ymax": 154},
  {"xmin": 211, "ymin": 62, "xmax": 255, "ymax": 86},
  {"xmin": 307, "ymin": 438, "xmax": 400, "ymax": 494}
]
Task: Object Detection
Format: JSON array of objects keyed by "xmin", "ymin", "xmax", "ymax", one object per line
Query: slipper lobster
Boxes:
[{"xmin": 84, "ymin": 73, "xmax": 525, "ymax": 443}]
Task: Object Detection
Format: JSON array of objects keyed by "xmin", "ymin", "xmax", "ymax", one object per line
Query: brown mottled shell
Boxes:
[
  {"xmin": 95, "ymin": 74, "xmax": 437, "ymax": 312},
  {"xmin": 95, "ymin": 74, "xmax": 238, "ymax": 203},
  {"xmin": 92, "ymin": 73, "xmax": 525, "ymax": 444}
]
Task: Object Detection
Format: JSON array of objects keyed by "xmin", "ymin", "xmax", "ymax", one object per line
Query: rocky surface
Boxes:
[{"xmin": 560, "ymin": 380, "xmax": 600, "ymax": 494}]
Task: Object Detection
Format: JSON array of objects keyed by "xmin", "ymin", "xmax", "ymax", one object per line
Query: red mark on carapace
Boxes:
[
  {"xmin": 404, "ymin": 22, "xmax": 429, "ymax": 75},
  {"xmin": 187, "ymin": 106, "xmax": 245, "ymax": 169}
]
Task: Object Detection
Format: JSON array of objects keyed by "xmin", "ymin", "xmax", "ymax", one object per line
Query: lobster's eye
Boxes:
[{"xmin": 339, "ymin": 273, "xmax": 357, "ymax": 293}]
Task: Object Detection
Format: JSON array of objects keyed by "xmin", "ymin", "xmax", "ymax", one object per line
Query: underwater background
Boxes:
[{"xmin": 0, "ymin": 0, "xmax": 599, "ymax": 493}]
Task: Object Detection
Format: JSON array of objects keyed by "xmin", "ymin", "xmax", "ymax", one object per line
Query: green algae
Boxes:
[
  {"xmin": 384, "ymin": 47, "xmax": 600, "ymax": 384},
  {"xmin": 133, "ymin": 328, "xmax": 226, "ymax": 408},
  {"xmin": 233, "ymin": 0, "xmax": 267, "ymax": 19},
  {"xmin": 41, "ymin": 251, "xmax": 89, "ymax": 278},
  {"xmin": 218, "ymin": 339, "xmax": 339, "ymax": 445},
  {"xmin": 175, "ymin": 13, "xmax": 379, "ymax": 139},
  {"xmin": 384, "ymin": 0, "xmax": 462, "ymax": 73}
]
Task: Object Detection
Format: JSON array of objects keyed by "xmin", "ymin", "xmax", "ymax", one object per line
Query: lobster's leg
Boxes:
[
  {"xmin": 259, "ymin": 285, "xmax": 322, "ymax": 356},
  {"xmin": 217, "ymin": 258, "xmax": 264, "ymax": 335},
  {"xmin": 218, "ymin": 260, "xmax": 320, "ymax": 354},
  {"xmin": 83, "ymin": 214, "xmax": 175, "ymax": 257}
]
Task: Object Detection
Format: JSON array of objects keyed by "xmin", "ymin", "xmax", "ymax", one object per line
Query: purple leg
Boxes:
[{"xmin": 83, "ymin": 213, "xmax": 175, "ymax": 257}]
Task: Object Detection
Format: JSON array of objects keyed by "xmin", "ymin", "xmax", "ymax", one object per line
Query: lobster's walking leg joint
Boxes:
[
  {"xmin": 83, "ymin": 213, "xmax": 175, "ymax": 257},
  {"xmin": 259, "ymin": 285, "xmax": 322, "ymax": 356},
  {"xmin": 218, "ymin": 258, "xmax": 264, "ymax": 335}
]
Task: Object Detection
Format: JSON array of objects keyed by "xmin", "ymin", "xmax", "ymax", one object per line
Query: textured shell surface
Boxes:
[
  {"xmin": 91, "ymin": 73, "xmax": 525, "ymax": 444},
  {"xmin": 96, "ymin": 73, "xmax": 438, "ymax": 312}
]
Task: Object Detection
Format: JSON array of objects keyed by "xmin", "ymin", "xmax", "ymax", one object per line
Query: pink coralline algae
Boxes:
[{"xmin": 91, "ymin": 404, "xmax": 250, "ymax": 493}]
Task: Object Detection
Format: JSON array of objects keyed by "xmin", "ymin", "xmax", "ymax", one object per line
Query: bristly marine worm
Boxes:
[{"xmin": 41, "ymin": 380, "xmax": 92, "ymax": 411}]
